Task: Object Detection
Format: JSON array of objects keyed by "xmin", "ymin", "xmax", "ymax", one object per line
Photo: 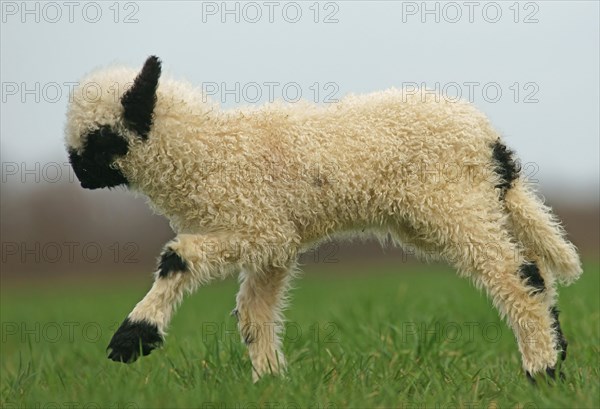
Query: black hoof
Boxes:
[
  {"xmin": 107, "ymin": 318, "xmax": 163, "ymax": 363},
  {"xmin": 526, "ymin": 367, "xmax": 566, "ymax": 385}
]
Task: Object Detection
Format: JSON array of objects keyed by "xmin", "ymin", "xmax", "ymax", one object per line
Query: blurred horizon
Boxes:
[{"xmin": 1, "ymin": 179, "xmax": 598, "ymax": 282}]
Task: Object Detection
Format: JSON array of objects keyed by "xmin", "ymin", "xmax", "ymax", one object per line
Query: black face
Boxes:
[
  {"xmin": 68, "ymin": 55, "xmax": 162, "ymax": 191},
  {"xmin": 68, "ymin": 126, "xmax": 129, "ymax": 190}
]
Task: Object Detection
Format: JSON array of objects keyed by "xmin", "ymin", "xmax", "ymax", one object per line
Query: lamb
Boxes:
[{"xmin": 65, "ymin": 56, "xmax": 582, "ymax": 382}]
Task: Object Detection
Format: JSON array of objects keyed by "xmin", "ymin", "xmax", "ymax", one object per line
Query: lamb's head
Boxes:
[{"xmin": 65, "ymin": 56, "xmax": 162, "ymax": 190}]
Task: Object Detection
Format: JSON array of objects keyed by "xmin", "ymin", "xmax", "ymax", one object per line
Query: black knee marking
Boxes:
[
  {"xmin": 491, "ymin": 140, "xmax": 520, "ymax": 199},
  {"xmin": 551, "ymin": 306, "xmax": 568, "ymax": 361},
  {"xmin": 158, "ymin": 248, "xmax": 188, "ymax": 278},
  {"xmin": 107, "ymin": 318, "xmax": 163, "ymax": 363},
  {"xmin": 519, "ymin": 262, "xmax": 545, "ymax": 294}
]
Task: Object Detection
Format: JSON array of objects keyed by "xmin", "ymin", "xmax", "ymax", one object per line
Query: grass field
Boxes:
[{"xmin": 1, "ymin": 262, "xmax": 598, "ymax": 409}]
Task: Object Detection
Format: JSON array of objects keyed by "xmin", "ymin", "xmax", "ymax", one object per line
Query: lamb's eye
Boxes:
[{"xmin": 84, "ymin": 125, "xmax": 129, "ymax": 158}]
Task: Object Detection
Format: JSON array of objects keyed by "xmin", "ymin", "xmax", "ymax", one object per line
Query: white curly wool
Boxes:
[{"xmin": 65, "ymin": 60, "xmax": 582, "ymax": 381}]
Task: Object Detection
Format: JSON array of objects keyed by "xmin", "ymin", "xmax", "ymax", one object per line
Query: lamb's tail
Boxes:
[{"xmin": 492, "ymin": 141, "xmax": 583, "ymax": 286}]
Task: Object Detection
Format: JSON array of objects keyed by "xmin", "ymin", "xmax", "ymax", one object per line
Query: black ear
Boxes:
[{"xmin": 121, "ymin": 55, "xmax": 162, "ymax": 140}]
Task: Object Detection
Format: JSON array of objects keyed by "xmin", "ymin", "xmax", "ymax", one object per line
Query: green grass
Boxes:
[{"xmin": 1, "ymin": 262, "xmax": 599, "ymax": 409}]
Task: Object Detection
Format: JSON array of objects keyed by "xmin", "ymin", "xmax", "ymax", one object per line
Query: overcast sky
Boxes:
[{"xmin": 1, "ymin": 1, "xmax": 598, "ymax": 200}]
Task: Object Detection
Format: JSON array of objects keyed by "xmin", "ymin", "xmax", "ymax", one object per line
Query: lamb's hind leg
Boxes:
[
  {"xmin": 233, "ymin": 265, "xmax": 293, "ymax": 382},
  {"xmin": 439, "ymin": 215, "xmax": 562, "ymax": 379},
  {"xmin": 518, "ymin": 247, "xmax": 568, "ymax": 366}
]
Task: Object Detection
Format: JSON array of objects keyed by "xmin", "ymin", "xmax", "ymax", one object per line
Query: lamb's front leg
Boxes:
[
  {"xmin": 234, "ymin": 266, "xmax": 293, "ymax": 382},
  {"xmin": 107, "ymin": 232, "xmax": 295, "ymax": 363}
]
